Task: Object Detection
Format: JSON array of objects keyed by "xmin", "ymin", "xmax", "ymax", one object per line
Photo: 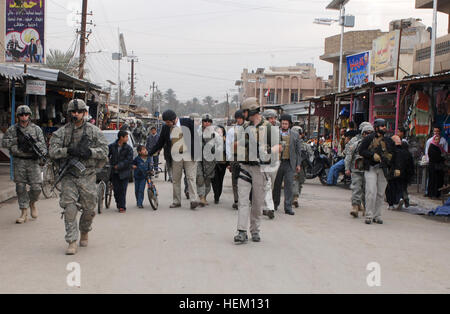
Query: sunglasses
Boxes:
[
  {"xmin": 18, "ymin": 114, "xmax": 30, "ymax": 117},
  {"xmin": 70, "ymin": 110, "xmax": 85, "ymax": 114},
  {"xmin": 203, "ymin": 120, "xmax": 212, "ymax": 123}
]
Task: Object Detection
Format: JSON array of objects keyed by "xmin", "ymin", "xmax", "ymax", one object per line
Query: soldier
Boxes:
[
  {"xmin": 197, "ymin": 114, "xmax": 218, "ymax": 206},
  {"xmin": 49, "ymin": 99, "xmax": 109, "ymax": 255},
  {"xmin": 2, "ymin": 105, "xmax": 47, "ymax": 224},
  {"xmin": 133, "ymin": 120, "xmax": 147, "ymax": 146},
  {"xmin": 292, "ymin": 126, "xmax": 310, "ymax": 208},
  {"xmin": 359, "ymin": 119, "xmax": 395, "ymax": 225},
  {"xmin": 234, "ymin": 97, "xmax": 279, "ymax": 244},
  {"xmin": 344, "ymin": 122, "xmax": 373, "ymax": 218}
]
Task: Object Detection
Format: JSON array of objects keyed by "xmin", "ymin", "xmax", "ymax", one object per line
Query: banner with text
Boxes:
[
  {"xmin": 5, "ymin": 0, "xmax": 45, "ymax": 64},
  {"xmin": 371, "ymin": 30, "xmax": 400, "ymax": 75},
  {"xmin": 346, "ymin": 51, "xmax": 371, "ymax": 88}
]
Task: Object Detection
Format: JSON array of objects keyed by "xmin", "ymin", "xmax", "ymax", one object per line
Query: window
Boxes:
[{"xmin": 291, "ymin": 92, "xmax": 298, "ymax": 103}]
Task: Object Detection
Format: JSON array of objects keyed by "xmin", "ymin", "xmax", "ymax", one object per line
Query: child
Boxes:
[{"xmin": 133, "ymin": 146, "xmax": 153, "ymax": 208}]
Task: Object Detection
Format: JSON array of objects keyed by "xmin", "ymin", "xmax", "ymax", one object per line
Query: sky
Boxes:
[{"xmin": 46, "ymin": 0, "xmax": 450, "ymax": 102}]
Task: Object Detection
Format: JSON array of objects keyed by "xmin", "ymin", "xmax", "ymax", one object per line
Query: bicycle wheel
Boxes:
[
  {"xmin": 97, "ymin": 181, "xmax": 106, "ymax": 214},
  {"xmin": 41, "ymin": 164, "xmax": 55, "ymax": 199},
  {"xmin": 147, "ymin": 184, "xmax": 158, "ymax": 210},
  {"xmin": 105, "ymin": 181, "xmax": 113, "ymax": 209}
]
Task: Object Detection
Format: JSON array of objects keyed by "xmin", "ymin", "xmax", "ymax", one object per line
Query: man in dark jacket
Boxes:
[
  {"xmin": 109, "ymin": 131, "xmax": 134, "ymax": 213},
  {"xmin": 359, "ymin": 119, "xmax": 395, "ymax": 225},
  {"xmin": 148, "ymin": 110, "xmax": 201, "ymax": 209}
]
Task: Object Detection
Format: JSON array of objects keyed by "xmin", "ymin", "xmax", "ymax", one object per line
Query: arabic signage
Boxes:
[
  {"xmin": 5, "ymin": 0, "xmax": 45, "ymax": 64},
  {"xmin": 26, "ymin": 80, "xmax": 46, "ymax": 95},
  {"xmin": 371, "ymin": 30, "xmax": 400, "ymax": 75},
  {"xmin": 346, "ymin": 51, "xmax": 371, "ymax": 88}
]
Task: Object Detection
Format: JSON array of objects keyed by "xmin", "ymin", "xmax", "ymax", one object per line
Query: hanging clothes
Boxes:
[{"xmin": 412, "ymin": 91, "xmax": 433, "ymax": 138}]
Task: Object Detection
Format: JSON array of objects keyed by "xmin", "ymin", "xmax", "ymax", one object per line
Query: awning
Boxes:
[{"xmin": 0, "ymin": 64, "xmax": 102, "ymax": 91}]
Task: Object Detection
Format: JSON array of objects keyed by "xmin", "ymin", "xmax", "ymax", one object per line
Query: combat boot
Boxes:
[
  {"xmin": 199, "ymin": 196, "xmax": 207, "ymax": 207},
  {"xmin": 16, "ymin": 209, "xmax": 28, "ymax": 224},
  {"xmin": 292, "ymin": 197, "xmax": 299, "ymax": 208},
  {"xmin": 30, "ymin": 202, "xmax": 38, "ymax": 219},
  {"xmin": 66, "ymin": 242, "xmax": 78, "ymax": 255},
  {"xmin": 359, "ymin": 203, "xmax": 366, "ymax": 216},
  {"xmin": 350, "ymin": 205, "xmax": 359, "ymax": 218},
  {"xmin": 79, "ymin": 232, "xmax": 89, "ymax": 247}
]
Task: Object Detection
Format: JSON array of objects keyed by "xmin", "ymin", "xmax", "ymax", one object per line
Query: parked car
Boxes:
[{"xmin": 102, "ymin": 130, "xmax": 138, "ymax": 182}]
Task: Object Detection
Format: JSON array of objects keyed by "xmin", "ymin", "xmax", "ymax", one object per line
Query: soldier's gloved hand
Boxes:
[
  {"xmin": 373, "ymin": 153, "xmax": 381, "ymax": 163},
  {"xmin": 394, "ymin": 170, "xmax": 401, "ymax": 177},
  {"xmin": 79, "ymin": 147, "xmax": 92, "ymax": 159},
  {"xmin": 67, "ymin": 147, "xmax": 81, "ymax": 157}
]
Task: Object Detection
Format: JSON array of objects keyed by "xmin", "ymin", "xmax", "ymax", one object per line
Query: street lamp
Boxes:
[{"xmin": 315, "ymin": 0, "xmax": 353, "ymax": 93}]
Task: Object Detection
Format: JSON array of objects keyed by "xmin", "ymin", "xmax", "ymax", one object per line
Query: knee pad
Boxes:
[
  {"xmin": 63, "ymin": 204, "xmax": 78, "ymax": 221},
  {"xmin": 16, "ymin": 183, "xmax": 27, "ymax": 194}
]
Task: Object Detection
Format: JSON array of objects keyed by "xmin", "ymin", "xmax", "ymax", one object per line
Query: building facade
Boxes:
[{"xmin": 237, "ymin": 64, "xmax": 327, "ymax": 107}]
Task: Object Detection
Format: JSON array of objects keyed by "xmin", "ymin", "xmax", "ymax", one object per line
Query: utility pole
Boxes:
[
  {"xmin": 226, "ymin": 92, "xmax": 230, "ymax": 121},
  {"xmin": 151, "ymin": 81, "xmax": 156, "ymax": 115},
  {"xmin": 430, "ymin": 0, "xmax": 438, "ymax": 76},
  {"xmin": 78, "ymin": 0, "xmax": 93, "ymax": 79},
  {"xmin": 128, "ymin": 51, "xmax": 138, "ymax": 105}
]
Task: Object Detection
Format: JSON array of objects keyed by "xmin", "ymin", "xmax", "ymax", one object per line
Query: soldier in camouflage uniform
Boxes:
[
  {"xmin": 344, "ymin": 122, "xmax": 373, "ymax": 218},
  {"xmin": 49, "ymin": 99, "xmax": 109, "ymax": 255},
  {"xmin": 197, "ymin": 114, "xmax": 218, "ymax": 207},
  {"xmin": 2, "ymin": 105, "xmax": 47, "ymax": 224},
  {"xmin": 234, "ymin": 98, "xmax": 279, "ymax": 244},
  {"xmin": 292, "ymin": 126, "xmax": 310, "ymax": 208},
  {"xmin": 133, "ymin": 120, "xmax": 147, "ymax": 146}
]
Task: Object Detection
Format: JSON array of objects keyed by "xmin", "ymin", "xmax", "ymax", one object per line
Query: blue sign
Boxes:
[{"xmin": 346, "ymin": 51, "xmax": 371, "ymax": 88}]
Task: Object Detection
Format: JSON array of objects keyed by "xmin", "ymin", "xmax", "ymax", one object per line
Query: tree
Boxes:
[
  {"xmin": 164, "ymin": 89, "xmax": 180, "ymax": 112},
  {"xmin": 46, "ymin": 49, "xmax": 79, "ymax": 77}
]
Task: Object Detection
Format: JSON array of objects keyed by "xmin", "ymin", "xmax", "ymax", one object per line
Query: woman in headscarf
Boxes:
[{"xmin": 427, "ymin": 131, "xmax": 447, "ymax": 198}]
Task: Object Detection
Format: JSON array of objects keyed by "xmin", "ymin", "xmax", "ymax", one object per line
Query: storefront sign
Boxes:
[
  {"xmin": 371, "ymin": 30, "xmax": 400, "ymax": 75},
  {"xmin": 5, "ymin": 0, "xmax": 46, "ymax": 64},
  {"xmin": 26, "ymin": 80, "xmax": 46, "ymax": 95},
  {"xmin": 346, "ymin": 51, "xmax": 371, "ymax": 88}
]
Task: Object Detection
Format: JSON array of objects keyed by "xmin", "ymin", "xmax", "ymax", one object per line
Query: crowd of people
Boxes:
[{"xmin": 2, "ymin": 97, "xmax": 448, "ymax": 254}]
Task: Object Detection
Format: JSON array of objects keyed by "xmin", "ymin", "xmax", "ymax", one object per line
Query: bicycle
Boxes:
[
  {"xmin": 96, "ymin": 165, "xmax": 113, "ymax": 214},
  {"xmin": 146, "ymin": 172, "xmax": 159, "ymax": 210},
  {"xmin": 41, "ymin": 159, "xmax": 61, "ymax": 199}
]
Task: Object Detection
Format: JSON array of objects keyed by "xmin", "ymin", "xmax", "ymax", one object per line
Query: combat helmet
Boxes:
[
  {"xmin": 263, "ymin": 109, "xmax": 277, "ymax": 119},
  {"xmin": 202, "ymin": 113, "xmax": 213, "ymax": 122},
  {"xmin": 241, "ymin": 97, "xmax": 260, "ymax": 116},
  {"xmin": 67, "ymin": 99, "xmax": 88, "ymax": 112},
  {"xmin": 16, "ymin": 105, "xmax": 32, "ymax": 116}
]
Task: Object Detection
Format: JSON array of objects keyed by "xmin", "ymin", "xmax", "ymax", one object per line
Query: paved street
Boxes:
[{"xmin": 0, "ymin": 174, "xmax": 449, "ymax": 294}]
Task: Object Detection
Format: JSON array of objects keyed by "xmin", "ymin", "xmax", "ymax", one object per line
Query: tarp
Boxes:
[{"xmin": 428, "ymin": 198, "xmax": 450, "ymax": 217}]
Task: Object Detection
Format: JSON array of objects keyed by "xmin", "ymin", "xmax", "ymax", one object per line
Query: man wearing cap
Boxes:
[
  {"xmin": 148, "ymin": 110, "xmax": 200, "ymax": 209},
  {"xmin": 344, "ymin": 122, "xmax": 373, "ymax": 218},
  {"xmin": 196, "ymin": 114, "xmax": 218, "ymax": 206},
  {"xmin": 359, "ymin": 119, "xmax": 395, "ymax": 225},
  {"xmin": 234, "ymin": 98, "xmax": 280, "ymax": 244},
  {"xmin": 259, "ymin": 110, "xmax": 280, "ymax": 219},
  {"xmin": 272, "ymin": 114, "xmax": 303, "ymax": 216},
  {"xmin": 49, "ymin": 99, "xmax": 109, "ymax": 255},
  {"xmin": 3, "ymin": 105, "xmax": 47, "ymax": 224}
]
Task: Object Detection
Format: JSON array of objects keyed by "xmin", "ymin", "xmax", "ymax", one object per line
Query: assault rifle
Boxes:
[
  {"xmin": 52, "ymin": 158, "xmax": 86, "ymax": 192},
  {"xmin": 375, "ymin": 144, "xmax": 392, "ymax": 179},
  {"xmin": 16, "ymin": 127, "xmax": 47, "ymax": 162}
]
